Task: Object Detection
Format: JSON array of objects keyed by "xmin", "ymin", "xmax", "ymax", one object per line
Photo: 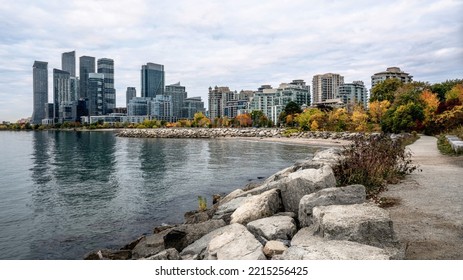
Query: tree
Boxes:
[
  {"xmin": 381, "ymin": 102, "xmax": 424, "ymax": 133},
  {"xmin": 326, "ymin": 108, "xmax": 350, "ymax": 132},
  {"xmin": 420, "ymin": 89, "xmax": 440, "ymax": 124},
  {"xmin": 235, "ymin": 113, "xmax": 252, "ymax": 127},
  {"xmin": 368, "ymin": 100, "xmax": 391, "ymax": 124},
  {"xmin": 295, "ymin": 108, "xmax": 325, "ymax": 131},
  {"xmin": 193, "ymin": 112, "xmax": 210, "ymax": 127},
  {"xmin": 370, "ymin": 78, "xmax": 403, "ymax": 103},
  {"xmin": 445, "ymin": 84, "xmax": 463, "ymax": 103},
  {"xmin": 350, "ymin": 105, "xmax": 369, "ymax": 132},
  {"xmin": 431, "ymin": 79, "xmax": 463, "ymax": 101},
  {"xmin": 283, "ymin": 101, "xmax": 302, "ymax": 115}
]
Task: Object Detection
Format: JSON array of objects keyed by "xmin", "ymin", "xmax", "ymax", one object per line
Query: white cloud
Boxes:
[{"xmin": 0, "ymin": 0, "xmax": 462, "ymax": 121}]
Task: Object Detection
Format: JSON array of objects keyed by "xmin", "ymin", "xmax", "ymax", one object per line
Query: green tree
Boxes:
[
  {"xmin": 381, "ymin": 102, "xmax": 424, "ymax": 133},
  {"xmin": 370, "ymin": 79, "xmax": 403, "ymax": 103},
  {"xmin": 431, "ymin": 79, "xmax": 463, "ymax": 101},
  {"xmin": 283, "ymin": 101, "xmax": 302, "ymax": 115}
]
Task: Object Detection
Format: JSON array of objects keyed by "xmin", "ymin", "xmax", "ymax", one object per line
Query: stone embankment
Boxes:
[
  {"xmin": 85, "ymin": 148, "xmax": 405, "ymax": 260},
  {"xmin": 116, "ymin": 128, "xmax": 363, "ymax": 140}
]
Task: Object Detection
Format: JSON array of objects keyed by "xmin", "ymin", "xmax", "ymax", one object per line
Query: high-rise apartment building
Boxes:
[
  {"xmin": 371, "ymin": 67, "xmax": 413, "ymax": 89},
  {"xmin": 87, "ymin": 73, "xmax": 105, "ymax": 116},
  {"xmin": 182, "ymin": 97, "xmax": 205, "ymax": 119},
  {"xmin": 79, "ymin": 56, "xmax": 95, "ymax": 99},
  {"xmin": 165, "ymin": 82, "xmax": 187, "ymax": 119},
  {"xmin": 126, "ymin": 87, "xmax": 136, "ymax": 107},
  {"xmin": 31, "ymin": 61, "xmax": 48, "ymax": 125},
  {"xmin": 338, "ymin": 81, "xmax": 368, "ymax": 109},
  {"xmin": 312, "ymin": 73, "xmax": 344, "ymax": 105},
  {"xmin": 141, "ymin": 63, "xmax": 165, "ymax": 98},
  {"xmin": 208, "ymin": 86, "xmax": 235, "ymax": 120},
  {"xmin": 97, "ymin": 58, "xmax": 115, "ymax": 114},
  {"xmin": 53, "ymin": 69, "xmax": 72, "ymax": 123},
  {"xmin": 62, "ymin": 51, "xmax": 76, "ymax": 77}
]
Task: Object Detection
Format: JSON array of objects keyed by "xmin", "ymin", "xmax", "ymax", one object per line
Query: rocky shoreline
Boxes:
[
  {"xmin": 85, "ymin": 146, "xmax": 405, "ymax": 260},
  {"xmin": 116, "ymin": 127, "xmax": 365, "ymax": 141}
]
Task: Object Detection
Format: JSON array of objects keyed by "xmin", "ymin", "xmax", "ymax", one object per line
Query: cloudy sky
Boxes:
[{"xmin": 0, "ymin": 0, "xmax": 462, "ymax": 122}]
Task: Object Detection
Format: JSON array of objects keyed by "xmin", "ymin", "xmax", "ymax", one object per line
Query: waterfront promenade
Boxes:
[{"xmin": 381, "ymin": 135, "xmax": 463, "ymax": 259}]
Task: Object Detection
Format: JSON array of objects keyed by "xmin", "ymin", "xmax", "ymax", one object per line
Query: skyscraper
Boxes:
[
  {"xmin": 62, "ymin": 51, "xmax": 76, "ymax": 77},
  {"xmin": 87, "ymin": 73, "xmax": 105, "ymax": 116},
  {"xmin": 312, "ymin": 73, "xmax": 344, "ymax": 105},
  {"xmin": 97, "ymin": 58, "xmax": 115, "ymax": 114},
  {"xmin": 338, "ymin": 81, "xmax": 368, "ymax": 109},
  {"xmin": 32, "ymin": 61, "xmax": 48, "ymax": 125},
  {"xmin": 79, "ymin": 56, "xmax": 95, "ymax": 99},
  {"xmin": 165, "ymin": 82, "xmax": 187, "ymax": 119},
  {"xmin": 53, "ymin": 69, "xmax": 71, "ymax": 123},
  {"xmin": 141, "ymin": 63, "xmax": 165, "ymax": 98},
  {"xmin": 126, "ymin": 87, "xmax": 136, "ymax": 107}
]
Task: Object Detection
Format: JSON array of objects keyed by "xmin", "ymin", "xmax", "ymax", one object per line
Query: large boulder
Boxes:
[
  {"xmin": 219, "ymin": 189, "xmax": 245, "ymax": 205},
  {"xmin": 204, "ymin": 223, "xmax": 266, "ymax": 260},
  {"xmin": 180, "ymin": 226, "xmax": 230, "ymax": 260},
  {"xmin": 246, "ymin": 215, "xmax": 297, "ymax": 240},
  {"xmin": 132, "ymin": 230, "xmax": 169, "ymax": 259},
  {"xmin": 213, "ymin": 196, "xmax": 251, "ymax": 223},
  {"xmin": 312, "ymin": 203, "xmax": 396, "ymax": 248},
  {"xmin": 311, "ymin": 148, "xmax": 343, "ymax": 166},
  {"xmin": 230, "ymin": 189, "xmax": 282, "ymax": 225},
  {"xmin": 277, "ymin": 164, "xmax": 337, "ymax": 213},
  {"xmin": 281, "ymin": 228, "xmax": 391, "ymax": 260},
  {"xmin": 163, "ymin": 219, "xmax": 226, "ymax": 252},
  {"xmin": 298, "ymin": 185, "xmax": 366, "ymax": 227}
]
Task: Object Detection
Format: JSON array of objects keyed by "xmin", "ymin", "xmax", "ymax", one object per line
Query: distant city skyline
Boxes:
[{"xmin": 1, "ymin": 0, "xmax": 462, "ymax": 122}]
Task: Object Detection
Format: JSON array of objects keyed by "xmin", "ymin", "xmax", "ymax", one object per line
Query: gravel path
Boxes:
[{"xmin": 381, "ymin": 135, "xmax": 463, "ymax": 259}]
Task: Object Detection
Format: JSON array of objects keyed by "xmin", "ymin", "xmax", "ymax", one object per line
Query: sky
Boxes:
[{"xmin": 0, "ymin": 0, "xmax": 462, "ymax": 122}]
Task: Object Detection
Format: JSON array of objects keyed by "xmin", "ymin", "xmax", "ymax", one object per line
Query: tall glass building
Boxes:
[
  {"xmin": 62, "ymin": 51, "xmax": 76, "ymax": 77},
  {"xmin": 87, "ymin": 73, "xmax": 105, "ymax": 116},
  {"xmin": 141, "ymin": 63, "xmax": 164, "ymax": 98},
  {"xmin": 126, "ymin": 87, "xmax": 136, "ymax": 107},
  {"xmin": 53, "ymin": 69, "xmax": 71, "ymax": 123},
  {"xmin": 79, "ymin": 56, "xmax": 95, "ymax": 99},
  {"xmin": 165, "ymin": 82, "xmax": 187, "ymax": 119},
  {"xmin": 32, "ymin": 61, "xmax": 48, "ymax": 125},
  {"xmin": 97, "ymin": 58, "xmax": 115, "ymax": 114}
]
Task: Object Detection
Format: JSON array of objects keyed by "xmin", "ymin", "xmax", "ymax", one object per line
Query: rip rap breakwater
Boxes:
[
  {"xmin": 85, "ymin": 148, "xmax": 405, "ymax": 260},
  {"xmin": 116, "ymin": 128, "xmax": 362, "ymax": 140}
]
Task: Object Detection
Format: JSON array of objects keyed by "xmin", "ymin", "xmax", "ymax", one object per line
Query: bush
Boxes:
[{"xmin": 333, "ymin": 134, "xmax": 418, "ymax": 196}]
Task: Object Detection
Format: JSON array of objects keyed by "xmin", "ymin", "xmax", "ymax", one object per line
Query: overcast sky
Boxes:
[{"xmin": 0, "ymin": 0, "xmax": 462, "ymax": 122}]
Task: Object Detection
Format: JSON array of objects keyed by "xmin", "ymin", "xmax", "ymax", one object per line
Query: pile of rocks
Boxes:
[
  {"xmin": 85, "ymin": 148, "xmax": 404, "ymax": 260},
  {"xmin": 116, "ymin": 128, "xmax": 364, "ymax": 140}
]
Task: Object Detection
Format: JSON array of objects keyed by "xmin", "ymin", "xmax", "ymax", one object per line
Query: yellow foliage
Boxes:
[
  {"xmin": 351, "ymin": 105, "xmax": 368, "ymax": 132},
  {"xmin": 310, "ymin": 120, "xmax": 319, "ymax": 131},
  {"xmin": 445, "ymin": 84, "xmax": 463, "ymax": 102},
  {"xmin": 368, "ymin": 100, "xmax": 391, "ymax": 123},
  {"xmin": 420, "ymin": 89, "xmax": 440, "ymax": 123}
]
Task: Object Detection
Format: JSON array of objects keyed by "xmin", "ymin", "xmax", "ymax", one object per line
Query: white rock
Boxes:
[
  {"xmin": 204, "ymin": 224, "xmax": 266, "ymax": 260},
  {"xmin": 298, "ymin": 185, "xmax": 366, "ymax": 227},
  {"xmin": 230, "ymin": 189, "xmax": 282, "ymax": 225}
]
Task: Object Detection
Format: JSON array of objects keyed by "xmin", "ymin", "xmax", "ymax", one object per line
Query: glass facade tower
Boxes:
[
  {"xmin": 79, "ymin": 56, "xmax": 95, "ymax": 99},
  {"xmin": 141, "ymin": 63, "xmax": 165, "ymax": 98},
  {"xmin": 32, "ymin": 61, "xmax": 48, "ymax": 125}
]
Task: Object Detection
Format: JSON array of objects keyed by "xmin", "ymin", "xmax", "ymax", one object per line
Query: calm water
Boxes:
[{"xmin": 0, "ymin": 130, "xmax": 319, "ymax": 259}]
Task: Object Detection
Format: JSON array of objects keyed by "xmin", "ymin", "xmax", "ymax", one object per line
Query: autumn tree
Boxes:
[
  {"xmin": 295, "ymin": 108, "xmax": 325, "ymax": 131},
  {"xmin": 368, "ymin": 100, "xmax": 391, "ymax": 124},
  {"xmin": 193, "ymin": 112, "xmax": 210, "ymax": 127},
  {"xmin": 235, "ymin": 113, "xmax": 252, "ymax": 127},
  {"xmin": 326, "ymin": 108, "xmax": 350, "ymax": 132},
  {"xmin": 350, "ymin": 105, "xmax": 369, "ymax": 132}
]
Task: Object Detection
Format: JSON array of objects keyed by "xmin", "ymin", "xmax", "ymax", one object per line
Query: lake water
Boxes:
[{"xmin": 0, "ymin": 130, "xmax": 320, "ymax": 259}]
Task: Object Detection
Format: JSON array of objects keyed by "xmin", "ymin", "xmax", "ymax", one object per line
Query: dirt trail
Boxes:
[{"xmin": 381, "ymin": 135, "xmax": 463, "ymax": 259}]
